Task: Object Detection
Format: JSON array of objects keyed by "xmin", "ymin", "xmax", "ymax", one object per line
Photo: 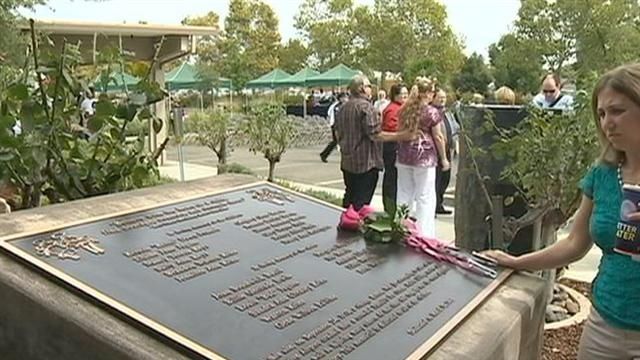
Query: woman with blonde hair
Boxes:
[
  {"xmin": 495, "ymin": 86, "xmax": 516, "ymax": 105},
  {"xmin": 485, "ymin": 63, "xmax": 640, "ymax": 359},
  {"xmin": 396, "ymin": 77, "xmax": 449, "ymax": 236}
]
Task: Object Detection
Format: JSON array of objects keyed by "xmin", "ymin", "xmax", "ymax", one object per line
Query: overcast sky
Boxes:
[{"xmin": 21, "ymin": 0, "xmax": 520, "ymax": 57}]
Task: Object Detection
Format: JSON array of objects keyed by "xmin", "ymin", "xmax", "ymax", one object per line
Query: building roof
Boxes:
[{"xmin": 20, "ymin": 19, "xmax": 218, "ymax": 37}]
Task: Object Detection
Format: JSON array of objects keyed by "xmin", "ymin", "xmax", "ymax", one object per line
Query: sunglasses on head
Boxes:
[{"xmin": 542, "ymin": 89, "xmax": 556, "ymax": 94}]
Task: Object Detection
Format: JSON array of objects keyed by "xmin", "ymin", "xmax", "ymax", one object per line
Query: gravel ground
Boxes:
[{"xmin": 542, "ymin": 279, "xmax": 591, "ymax": 360}]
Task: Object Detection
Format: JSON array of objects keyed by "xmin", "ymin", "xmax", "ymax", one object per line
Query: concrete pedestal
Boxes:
[{"xmin": 0, "ymin": 175, "xmax": 546, "ymax": 360}]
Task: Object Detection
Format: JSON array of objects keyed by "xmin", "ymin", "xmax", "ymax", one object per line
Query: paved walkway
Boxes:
[{"xmin": 159, "ymin": 160, "xmax": 599, "ymax": 282}]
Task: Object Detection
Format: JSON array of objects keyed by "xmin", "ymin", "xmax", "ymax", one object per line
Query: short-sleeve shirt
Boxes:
[
  {"xmin": 382, "ymin": 101, "xmax": 402, "ymax": 132},
  {"xmin": 81, "ymin": 98, "xmax": 97, "ymax": 115},
  {"xmin": 334, "ymin": 95, "xmax": 383, "ymax": 174},
  {"xmin": 396, "ymin": 104, "xmax": 442, "ymax": 168},
  {"xmin": 580, "ymin": 163, "xmax": 640, "ymax": 331},
  {"xmin": 532, "ymin": 93, "xmax": 574, "ymax": 110}
]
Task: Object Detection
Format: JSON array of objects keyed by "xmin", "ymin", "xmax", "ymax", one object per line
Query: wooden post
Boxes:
[{"xmin": 491, "ymin": 195, "xmax": 504, "ymax": 249}]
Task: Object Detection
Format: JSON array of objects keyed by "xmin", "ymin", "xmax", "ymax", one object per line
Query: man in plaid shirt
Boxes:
[{"xmin": 334, "ymin": 75, "xmax": 411, "ymax": 210}]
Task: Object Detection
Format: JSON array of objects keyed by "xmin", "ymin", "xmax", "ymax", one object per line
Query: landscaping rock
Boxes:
[
  {"xmin": 542, "ymin": 279, "xmax": 592, "ymax": 360},
  {"xmin": 565, "ymin": 299, "xmax": 579, "ymax": 315}
]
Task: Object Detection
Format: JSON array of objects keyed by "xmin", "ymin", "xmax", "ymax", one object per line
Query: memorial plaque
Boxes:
[{"xmin": 0, "ymin": 182, "xmax": 510, "ymax": 360}]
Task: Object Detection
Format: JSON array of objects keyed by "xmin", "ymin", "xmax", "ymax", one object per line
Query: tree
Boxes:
[
  {"xmin": 488, "ymin": 34, "xmax": 543, "ymax": 94},
  {"xmin": 513, "ymin": 0, "xmax": 575, "ymax": 73},
  {"xmin": 369, "ymin": 0, "xmax": 464, "ymax": 84},
  {"xmin": 181, "ymin": 11, "xmax": 223, "ymax": 88},
  {"xmin": 278, "ymin": 39, "xmax": 310, "ymax": 74},
  {"xmin": 566, "ymin": 0, "xmax": 640, "ymax": 77},
  {"xmin": 126, "ymin": 61, "xmax": 150, "ymax": 79},
  {"xmin": 295, "ymin": 0, "xmax": 366, "ymax": 70},
  {"xmin": 452, "ymin": 53, "xmax": 493, "ymax": 94},
  {"xmin": 243, "ymin": 103, "xmax": 295, "ymax": 182},
  {"xmin": 295, "ymin": 0, "xmax": 464, "ymax": 83},
  {"xmin": 182, "ymin": 11, "xmax": 220, "ymax": 28},
  {"xmin": 0, "ymin": 24, "xmax": 167, "ymax": 210},
  {"xmin": 1, "ymin": 0, "xmax": 45, "ymax": 66},
  {"xmin": 493, "ymin": 0, "xmax": 640, "ymax": 85},
  {"xmin": 455, "ymin": 86, "xmax": 599, "ymax": 252},
  {"xmin": 219, "ymin": 0, "xmax": 281, "ymax": 89},
  {"xmin": 186, "ymin": 109, "xmax": 239, "ymax": 174}
]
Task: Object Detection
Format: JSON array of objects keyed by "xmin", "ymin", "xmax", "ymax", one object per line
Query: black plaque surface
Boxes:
[{"xmin": 0, "ymin": 182, "xmax": 509, "ymax": 360}]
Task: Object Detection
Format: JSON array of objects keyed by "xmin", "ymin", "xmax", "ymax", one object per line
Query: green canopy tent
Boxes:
[
  {"xmin": 276, "ymin": 67, "xmax": 320, "ymax": 87},
  {"xmin": 94, "ymin": 71, "xmax": 140, "ymax": 93},
  {"xmin": 275, "ymin": 67, "xmax": 320, "ymax": 117},
  {"xmin": 165, "ymin": 62, "xmax": 231, "ymax": 91},
  {"xmin": 165, "ymin": 62, "xmax": 233, "ymax": 110},
  {"xmin": 306, "ymin": 64, "xmax": 360, "ymax": 88},
  {"xmin": 245, "ymin": 68, "xmax": 292, "ymax": 89}
]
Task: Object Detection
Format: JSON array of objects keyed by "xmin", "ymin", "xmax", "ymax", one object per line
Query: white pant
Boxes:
[
  {"xmin": 577, "ymin": 308, "xmax": 640, "ymax": 360},
  {"xmin": 396, "ymin": 163, "xmax": 437, "ymax": 237}
]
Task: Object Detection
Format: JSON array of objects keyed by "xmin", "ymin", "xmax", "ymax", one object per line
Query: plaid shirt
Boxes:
[{"xmin": 334, "ymin": 94, "xmax": 383, "ymax": 173}]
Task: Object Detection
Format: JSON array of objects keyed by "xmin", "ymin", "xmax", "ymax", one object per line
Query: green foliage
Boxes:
[
  {"xmin": 218, "ymin": 162, "xmax": 256, "ymax": 176},
  {"xmin": 452, "ymin": 53, "xmax": 493, "ymax": 94},
  {"xmin": 490, "ymin": 0, "xmax": 640, "ymax": 88},
  {"xmin": 278, "ymin": 39, "xmax": 310, "ymax": 74},
  {"xmin": 490, "ymin": 87, "xmax": 599, "ymax": 227},
  {"xmin": 185, "ymin": 1, "xmax": 280, "ymax": 90},
  {"xmin": 362, "ymin": 204, "xmax": 410, "ymax": 243},
  {"xmin": 186, "ymin": 109, "xmax": 239, "ymax": 173},
  {"xmin": 403, "ymin": 58, "xmax": 439, "ymax": 87},
  {"xmin": 182, "ymin": 11, "xmax": 221, "ymax": 27},
  {"xmin": 242, "ymin": 102, "xmax": 295, "ymax": 182},
  {"xmin": 182, "ymin": 11, "xmax": 223, "ymax": 89},
  {"xmin": 221, "ymin": 0, "xmax": 281, "ymax": 89},
  {"xmin": 0, "ymin": 28, "xmax": 167, "ymax": 210},
  {"xmin": 295, "ymin": 0, "xmax": 464, "ymax": 84},
  {"xmin": 488, "ymin": 34, "xmax": 543, "ymax": 94},
  {"xmin": 0, "ymin": 0, "xmax": 45, "ymax": 66},
  {"xmin": 295, "ymin": 0, "xmax": 365, "ymax": 70}
]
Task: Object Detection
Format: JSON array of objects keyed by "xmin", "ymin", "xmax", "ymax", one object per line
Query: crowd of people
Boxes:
[
  {"xmin": 325, "ymin": 75, "xmax": 459, "ymax": 236},
  {"xmin": 321, "ymin": 72, "xmax": 576, "ymax": 236},
  {"xmin": 323, "ymin": 65, "xmax": 639, "ymax": 358}
]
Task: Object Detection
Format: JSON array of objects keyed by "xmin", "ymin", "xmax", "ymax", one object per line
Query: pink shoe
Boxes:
[
  {"xmin": 338, "ymin": 205, "xmax": 361, "ymax": 231},
  {"xmin": 358, "ymin": 205, "xmax": 376, "ymax": 219}
]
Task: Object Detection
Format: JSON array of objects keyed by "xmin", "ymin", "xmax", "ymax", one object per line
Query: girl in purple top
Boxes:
[{"xmin": 396, "ymin": 77, "xmax": 450, "ymax": 236}]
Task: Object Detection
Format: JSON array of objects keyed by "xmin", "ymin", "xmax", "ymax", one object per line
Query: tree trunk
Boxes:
[
  {"xmin": 267, "ymin": 160, "xmax": 276, "ymax": 182},
  {"xmin": 30, "ymin": 185, "xmax": 41, "ymax": 208},
  {"xmin": 21, "ymin": 185, "xmax": 32, "ymax": 210},
  {"xmin": 539, "ymin": 221, "xmax": 559, "ymax": 304},
  {"xmin": 217, "ymin": 138, "xmax": 228, "ymax": 174}
]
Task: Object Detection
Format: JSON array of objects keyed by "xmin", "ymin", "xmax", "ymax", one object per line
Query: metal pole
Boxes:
[
  {"xmin": 302, "ymin": 91, "xmax": 307, "ymax": 117},
  {"xmin": 169, "ymin": 95, "xmax": 185, "ymax": 182},
  {"xmin": 229, "ymin": 81, "xmax": 233, "ymax": 112},
  {"xmin": 177, "ymin": 143, "xmax": 185, "ymax": 182}
]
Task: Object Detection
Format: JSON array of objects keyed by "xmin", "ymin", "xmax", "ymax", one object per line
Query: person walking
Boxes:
[{"xmin": 320, "ymin": 92, "xmax": 348, "ymax": 162}]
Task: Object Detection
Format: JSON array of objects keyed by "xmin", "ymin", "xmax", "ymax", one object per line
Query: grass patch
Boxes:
[
  {"xmin": 219, "ymin": 163, "xmax": 256, "ymax": 176},
  {"xmin": 276, "ymin": 180, "xmax": 343, "ymax": 207}
]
